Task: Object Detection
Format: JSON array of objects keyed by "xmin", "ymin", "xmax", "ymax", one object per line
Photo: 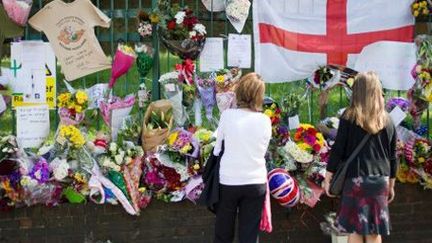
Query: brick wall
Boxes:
[{"xmin": 0, "ymin": 184, "xmax": 431, "ymax": 243}]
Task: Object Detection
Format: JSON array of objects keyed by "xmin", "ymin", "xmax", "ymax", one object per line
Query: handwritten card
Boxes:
[
  {"xmin": 288, "ymin": 115, "xmax": 300, "ymax": 130},
  {"xmin": 228, "ymin": 34, "xmax": 251, "ymax": 68},
  {"xmin": 16, "ymin": 105, "xmax": 50, "ymax": 148},
  {"xmin": 389, "ymin": 106, "xmax": 407, "ymax": 127},
  {"xmin": 87, "ymin": 83, "xmax": 108, "ymax": 109},
  {"xmin": 111, "ymin": 106, "xmax": 133, "ymax": 141},
  {"xmin": 199, "ymin": 38, "xmax": 224, "ymax": 72}
]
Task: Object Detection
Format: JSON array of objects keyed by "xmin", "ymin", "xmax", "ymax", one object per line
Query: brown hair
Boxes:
[
  {"xmin": 343, "ymin": 72, "xmax": 388, "ymax": 134},
  {"xmin": 235, "ymin": 73, "xmax": 265, "ymax": 112}
]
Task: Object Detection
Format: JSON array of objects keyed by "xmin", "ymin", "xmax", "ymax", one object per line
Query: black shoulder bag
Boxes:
[{"xmin": 329, "ymin": 134, "xmax": 371, "ymax": 196}]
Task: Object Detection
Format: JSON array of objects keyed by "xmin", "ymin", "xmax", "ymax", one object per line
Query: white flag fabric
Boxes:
[{"xmin": 253, "ymin": 0, "xmax": 415, "ymax": 83}]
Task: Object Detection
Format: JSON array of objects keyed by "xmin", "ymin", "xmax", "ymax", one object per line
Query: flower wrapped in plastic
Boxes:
[
  {"xmin": 166, "ymin": 128, "xmax": 200, "ymax": 160},
  {"xmin": 297, "ymin": 176, "xmax": 324, "ymax": 208},
  {"xmin": 99, "ymin": 94, "xmax": 135, "ymax": 126},
  {"xmin": 141, "ymin": 100, "xmax": 174, "ymax": 153},
  {"xmin": 135, "ymin": 43, "xmax": 153, "ymax": 78},
  {"xmin": 20, "ymin": 176, "xmax": 63, "ymax": 207},
  {"xmin": 2, "ymin": 0, "xmax": 32, "ymax": 26},
  {"xmin": 159, "ymin": 71, "xmax": 187, "ymax": 126},
  {"xmin": 225, "ymin": 0, "xmax": 251, "ymax": 33},
  {"xmin": 108, "ymin": 43, "xmax": 137, "ymax": 90},
  {"xmin": 137, "ymin": 10, "xmax": 153, "ymax": 38},
  {"xmin": 184, "ymin": 175, "xmax": 204, "ymax": 204},
  {"xmin": 316, "ymin": 117, "xmax": 339, "ymax": 141},
  {"xmin": 57, "ymin": 90, "xmax": 88, "ymax": 125},
  {"xmin": 293, "ymin": 124, "xmax": 327, "ymax": 156},
  {"xmin": 196, "ymin": 75, "xmax": 216, "ymax": 120},
  {"xmin": 214, "ymin": 68, "xmax": 241, "ymax": 112},
  {"xmin": 157, "ymin": 3, "xmax": 206, "ymax": 60}
]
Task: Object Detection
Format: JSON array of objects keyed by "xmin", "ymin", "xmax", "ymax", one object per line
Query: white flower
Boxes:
[
  {"xmin": 284, "ymin": 141, "xmax": 313, "ymax": 163},
  {"xmin": 114, "ymin": 154, "xmax": 124, "ymax": 165},
  {"xmin": 158, "ymin": 71, "xmax": 179, "ymax": 83},
  {"xmin": 193, "ymin": 24, "xmax": 206, "ymax": 35},
  {"xmin": 101, "ymin": 157, "xmax": 121, "ymax": 172},
  {"xmin": 20, "ymin": 176, "xmax": 38, "ymax": 188},
  {"xmin": 189, "ymin": 31, "xmax": 197, "ymax": 39},
  {"xmin": 329, "ymin": 117, "xmax": 339, "ymax": 129},
  {"xmin": 109, "ymin": 143, "xmax": 118, "ymax": 154},
  {"xmin": 52, "ymin": 159, "xmax": 70, "ymax": 181},
  {"xmin": 175, "ymin": 11, "xmax": 186, "ymax": 24}
]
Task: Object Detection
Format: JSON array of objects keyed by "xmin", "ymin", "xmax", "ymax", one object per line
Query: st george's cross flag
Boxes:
[{"xmin": 253, "ymin": 0, "xmax": 415, "ymax": 83}]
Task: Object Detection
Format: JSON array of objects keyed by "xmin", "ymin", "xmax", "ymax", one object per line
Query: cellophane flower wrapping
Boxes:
[
  {"xmin": 135, "ymin": 43, "xmax": 153, "ymax": 78},
  {"xmin": 386, "ymin": 97, "xmax": 410, "ymax": 113},
  {"xmin": 196, "ymin": 76, "xmax": 216, "ymax": 120},
  {"xmin": 159, "ymin": 72, "xmax": 187, "ymax": 126},
  {"xmin": 2, "ymin": 0, "xmax": 32, "ymax": 26},
  {"xmin": 184, "ymin": 175, "xmax": 204, "ymax": 204},
  {"xmin": 123, "ymin": 157, "xmax": 144, "ymax": 213},
  {"xmin": 59, "ymin": 107, "xmax": 85, "ymax": 126},
  {"xmin": 109, "ymin": 44, "xmax": 137, "ymax": 89},
  {"xmin": 99, "ymin": 95, "xmax": 135, "ymax": 126},
  {"xmin": 225, "ymin": 0, "xmax": 251, "ymax": 33}
]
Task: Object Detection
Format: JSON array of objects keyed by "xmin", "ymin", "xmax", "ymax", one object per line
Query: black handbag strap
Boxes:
[{"xmin": 344, "ymin": 133, "xmax": 371, "ymax": 168}]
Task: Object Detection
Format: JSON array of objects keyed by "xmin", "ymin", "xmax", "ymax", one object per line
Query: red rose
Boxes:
[
  {"xmin": 306, "ymin": 128, "xmax": 317, "ymax": 136},
  {"xmin": 183, "ymin": 16, "xmax": 198, "ymax": 30},
  {"xmin": 312, "ymin": 144, "xmax": 321, "ymax": 153},
  {"xmin": 167, "ymin": 20, "xmax": 176, "ymax": 30}
]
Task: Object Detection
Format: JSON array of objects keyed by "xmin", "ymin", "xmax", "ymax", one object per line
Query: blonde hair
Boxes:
[
  {"xmin": 235, "ymin": 73, "xmax": 265, "ymax": 112},
  {"xmin": 343, "ymin": 72, "xmax": 388, "ymax": 134}
]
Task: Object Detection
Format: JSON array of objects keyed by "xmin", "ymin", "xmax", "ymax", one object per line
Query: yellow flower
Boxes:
[
  {"xmin": 180, "ymin": 144, "xmax": 192, "ymax": 154},
  {"xmin": 215, "ymin": 75, "xmax": 225, "ymax": 84},
  {"xmin": 75, "ymin": 105, "xmax": 83, "ymax": 113},
  {"xmin": 271, "ymin": 103, "xmax": 276, "ymax": 109},
  {"xmin": 149, "ymin": 13, "xmax": 160, "ymax": 24},
  {"xmin": 346, "ymin": 78, "xmax": 354, "ymax": 87},
  {"xmin": 413, "ymin": 3, "xmax": 419, "ymax": 9},
  {"xmin": 396, "ymin": 169, "xmax": 407, "ymax": 183},
  {"xmin": 75, "ymin": 90, "xmax": 88, "ymax": 105},
  {"xmin": 264, "ymin": 109, "xmax": 274, "ymax": 117},
  {"xmin": 406, "ymin": 172, "xmax": 419, "ymax": 184},
  {"xmin": 74, "ymin": 172, "xmax": 87, "ymax": 184},
  {"xmin": 58, "ymin": 92, "xmax": 71, "ymax": 107},
  {"xmin": 423, "ymin": 9, "xmax": 430, "ymax": 15},
  {"xmin": 138, "ymin": 187, "xmax": 147, "ymax": 193},
  {"xmin": 300, "ymin": 123, "xmax": 314, "ymax": 130},
  {"xmin": 316, "ymin": 133, "xmax": 325, "ymax": 146},
  {"xmin": 414, "ymin": 10, "xmax": 420, "ymax": 17},
  {"xmin": 193, "ymin": 164, "xmax": 200, "ymax": 170},
  {"xmin": 168, "ymin": 132, "xmax": 179, "ymax": 145},
  {"xmin": 297, "ymin": 142, "xmax": 311, "ymax": 151},
  {"xmin": 418, "ymin": 157, "xmax": 425, "ymax": 163}
]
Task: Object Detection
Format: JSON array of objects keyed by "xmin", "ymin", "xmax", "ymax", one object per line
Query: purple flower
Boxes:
[{"xmin": 29, "ymin": 158, "xmax": 51, "ymax": 184}]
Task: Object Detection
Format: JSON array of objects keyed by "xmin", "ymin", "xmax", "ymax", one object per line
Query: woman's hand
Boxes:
[
  {"xmin": 388, "ymin": 178, "xmax": 396, "ymax": 203},
  {"xmin": 323, "ymin": 171, "xmax": 335, "ymax": 198}
]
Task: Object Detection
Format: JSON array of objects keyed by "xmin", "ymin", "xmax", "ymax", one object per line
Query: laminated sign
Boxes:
[{"xmin": 10, "ymin": 41, "xmax": 56, "ymax": 109}]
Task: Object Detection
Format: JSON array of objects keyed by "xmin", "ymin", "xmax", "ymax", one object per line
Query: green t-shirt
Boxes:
[{"xmin": 0, "ymin": 4, "xmax": 24, "ymax": 74}]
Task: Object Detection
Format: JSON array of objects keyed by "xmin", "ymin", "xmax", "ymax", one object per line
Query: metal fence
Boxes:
[{"xmin": 1, "ymin": 0, "xmax": 431, "ymax": 138}]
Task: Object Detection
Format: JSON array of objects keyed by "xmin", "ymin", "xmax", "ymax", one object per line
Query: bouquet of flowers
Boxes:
[
  {"xmin": 98, "ymin": 141, "xmax": 144, "ymax": 173},
  {"xmin": 137, "ymin": 10, "xmax": 153, "ymax": 38},
  {"xmin": 264, "ymin": 102, "xmax": 282, "ymax": 126},
  {"xmin": 225, "ymin": 0, "xmax": 251, "ymax": 33},
  {"xmin": 159, "ymin": 71, "xmax": 187, "ymax": 126},
  {"xmin": 2, "ymin": 0, "xmax": 32, "ymax": 26},
  {"xmin": 99, "ymin": 94, "xmax": 135, "ymax": 126},
  {"xmin": 316, "ymin": 117, "xmax": 339, "ymax": 141},
  {"xmin": 214, "ymin": 68, "xmax": 241, "ymax": 112},
  {"xmin": 412, "ymin": 0, "xmax": 431, "ymax": 17},
  {"xmin": 293, "ymin": 124, "xmax": 326, "ymax": 156},
  {"xmin": 156, "ymin": 2, "xmax": 206, "ymax": 60},
  {"xmin": 175, "ymin": 59, "xmax": 197, "ymax": 108},
  {"xmin": 404, "ymin": 138, "xmax": 432, "ymax": 189},
  {"xmin": 135, "ymin": 43, "xmax": 153, "ymax": 79},
  {"xmin": 167, "ymin": 129, "xmax": 199, "ymax": 159},
  {"xmin": 117, "ymin": 115, "xmax": 143, "ymax": 144},
  {"xmin": 57, "ymin": 90, "xmax": 88, "ymax": 125},
  {"xmin": 141, "ymin": 100, "xmax": 173, "ymax": 153},
  {"xmin": 196, "ymin": 75, "xmax": 216, "ymax": 120},
  {"xmin": 108, "ymin": 44, "xmax": 137, "ymax": 91},
  {"xmin": 409, "ymin": 35, "xmax": 432, "ymax": 129},
  {"xmin": 282, "ymin": 93, "xmax": 302, "ymax": 118}
]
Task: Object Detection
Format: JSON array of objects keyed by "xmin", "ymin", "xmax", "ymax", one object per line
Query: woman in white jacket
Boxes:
[{"xmin": 213, "ymin": 73, "xmax": 272, "ymax": 243}]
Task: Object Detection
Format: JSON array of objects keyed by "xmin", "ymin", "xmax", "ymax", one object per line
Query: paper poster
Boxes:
[
  {"xmin": 111, "ymin": 106, "xmax": 133, "ymax": 141},
  {"xmin": 389, "ymin": 106, "xmax": 407, "ymax": 127},
  {"xmin": 288, "ymin": 115, "xmax": 300, "ymax": 130},
  {"xmin": 0, "ymin": 95, "xmax": 6, "ymax": 114},
  {"xmin": 228, "ymin": 34, "xmax": 251, "ymax": 68},
  {"xmin": 87, "ymin": 83, "xmax": 108, "ymax": 109},
  {"xmin": 16, "ymin": 105, "xmax": 50, "ymax": 148},
  {"xmin": 10, "ymin": 41, "xmax": 56, "ymax": 109},
  {"xmin": 199, "ymin": 38, "xmax": 224, "ymax": 72},
  {"xmin": 354, "ymin": 41, "xmax": 416, "ymax": 91}
]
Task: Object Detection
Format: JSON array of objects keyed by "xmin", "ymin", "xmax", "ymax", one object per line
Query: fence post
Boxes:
[{"xmin": 151, "ymin": 0, "xmax": 160, "ymax": 101}]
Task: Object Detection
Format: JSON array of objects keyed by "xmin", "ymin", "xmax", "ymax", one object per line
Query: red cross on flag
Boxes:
[{"xmin": 253, "ymin": 0, "xmax": 415, "ymax": 83}]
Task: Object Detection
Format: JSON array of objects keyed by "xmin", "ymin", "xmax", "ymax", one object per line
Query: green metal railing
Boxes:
[{"xmin": 1, "ymin": 0, "xmax": 431, "ymax": 138}]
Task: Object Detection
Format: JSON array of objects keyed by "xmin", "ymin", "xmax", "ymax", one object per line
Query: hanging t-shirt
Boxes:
[
  {"xmin": 29, "ymin": 0, "xmax": 111, "ymax": 81},
  {"xmin": 0, "ymin": 4, "xmax": 24, "ymax": 75}
]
